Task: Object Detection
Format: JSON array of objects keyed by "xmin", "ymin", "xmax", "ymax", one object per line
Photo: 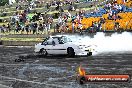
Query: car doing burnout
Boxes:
[{"xmin": 34, "ymin": 35, "xmax": 94, "ymax": 57}]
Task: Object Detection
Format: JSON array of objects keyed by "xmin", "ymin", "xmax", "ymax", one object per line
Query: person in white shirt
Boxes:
[
  {"xmin": 118, "ymin": 5, "xmax": 122, "ymax": 12},
  {"xmin": 58, "ymin": 16, "xmax": 63, "ymax": 25},
  {"xmin": 72, "ymin": 22, "xmax": 75, "ymax": 33},
  {"xmin": 67, "ymin": 11, "xmax": 71, "ymax": 18}
]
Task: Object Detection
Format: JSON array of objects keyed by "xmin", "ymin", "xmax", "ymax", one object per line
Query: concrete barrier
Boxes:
[
  {"xmin": 2, "ymin": 41, "xmax": 42, "ymax": 46},
  {"xmin": 2, "ymin": 34, "xmax": 49, "ymax": 38}
]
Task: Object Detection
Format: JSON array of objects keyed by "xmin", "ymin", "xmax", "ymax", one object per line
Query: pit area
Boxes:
[{"xmin": 0, "ymin": 47, "xmax": 132, "ymax": 88}]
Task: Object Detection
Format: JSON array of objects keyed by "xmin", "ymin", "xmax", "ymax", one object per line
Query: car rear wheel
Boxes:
[
  {"xmin": 39, "ymin": 48, "xmax": 47, "ymax": 56},
  {"xmin": 88, "ymin": 52, "xmax": 92, "ymax": 56},
  {"xmin": 67, "ymin": 47, "xmax": 75, "ymax": 57}
]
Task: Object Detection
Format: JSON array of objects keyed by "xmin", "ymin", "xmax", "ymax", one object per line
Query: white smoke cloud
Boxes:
[{"xmin": 65, "ymin": 32, "xmax": 132, "ymax": 55}]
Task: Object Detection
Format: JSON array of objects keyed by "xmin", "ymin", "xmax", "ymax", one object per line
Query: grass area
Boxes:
[
  {"xmin": 27, "ymin": 13, "xmax": 36, "ymax": 18},
  {"xmin": 82, "ymin": 7, "xmax": 94, "ymax": 10},
  {"xmin": 0, "ymin": 22, "xmax": 8, "ymax": 26},
  {"xmin": 47, "ymin": 11, "xmax": 59, "ymax": 14},
  {"xmin": 0, "ymin": 13, "xmax": 35, "ymax": 20},
  {"xmin": 0, "ymin": 28, "xmax": 55, "ymax": 35},
  {"xmin": 35, "ymin": 7, "xmax": 44, "ymax": 10},
  {"xmin": 1, "ymin": 10, "xmax": 24, "ymax": 15},
  {"xmin": 1, "ymin": 37, "xmax": 44, "ymax": 41},
  {"xmin": 5, "ymin": 7, "xmax": 16, "ymax": 9},
  {"xmin": 0, "ymin": 6, "xmax": 92, "ymax": 19},
  {"xmin": 5, "ymin": 10, "xmax": 17, "ymax": 13},
  {"xmin": 0, "ymin": 16, "xmax": 10, "ymax": 19}
]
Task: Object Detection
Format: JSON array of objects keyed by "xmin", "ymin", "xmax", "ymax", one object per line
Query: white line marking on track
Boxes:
[
  {"xmin": 0, "ymin": 83, "xmax": 12, "ymax": 88},
  {"xmin": 0, "ymin": 75, "xmax": 63, "ymax": 88}
]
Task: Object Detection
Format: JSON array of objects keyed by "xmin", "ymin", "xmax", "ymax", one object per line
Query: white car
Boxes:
[{"xmin": 34, "ymin": 35, "xmax": 94, "ymax": 57}]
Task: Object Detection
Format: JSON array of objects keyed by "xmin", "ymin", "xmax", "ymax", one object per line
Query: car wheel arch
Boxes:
[
  {"xmin": 40, "ymin": 48, "xmax": 44, "ymax": 51},
  {"xmin": 67, "ymin": 47, "xmax": 74, "ymax": 51},
  {"xmin": 67, "ymin": 47, "xmax": 75, "ymax": 57},
  {"xmin": 39, "ymin": 48, "xmax": 48, "ymax": 56}
]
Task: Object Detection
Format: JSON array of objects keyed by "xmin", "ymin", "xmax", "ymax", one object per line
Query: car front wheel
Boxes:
[
  {"xmin": 88, "ymin": 52, "xmax": 92, "ymax": 56},
  {"xmin": 67, "ymin": 47, "xmax": 75, "ymax": 57},
  {"xmin": 39, "ymin": 48, "xmax": 48, "ymax": 56}
]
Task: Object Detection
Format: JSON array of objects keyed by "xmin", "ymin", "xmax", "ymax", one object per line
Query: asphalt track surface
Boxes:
[{"xmin": 0, "ymin": 47, "xmax": 132, "ymax": 88}]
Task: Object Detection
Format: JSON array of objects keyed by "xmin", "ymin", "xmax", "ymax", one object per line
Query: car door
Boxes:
[
  {"xmin": 41, "ymin": 38, "xmax": 54, "ymax": 54},
  {"xmin": 51, "ymin": 39, "xmax": 67, "ymax": 55}
]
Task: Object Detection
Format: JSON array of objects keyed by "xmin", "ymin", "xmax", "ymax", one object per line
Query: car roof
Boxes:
[{"xmin": 50, "ymin": 35, "xmax": 66, "ymax": 38}]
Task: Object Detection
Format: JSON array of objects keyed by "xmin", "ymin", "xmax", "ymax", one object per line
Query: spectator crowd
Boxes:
[
  {"xmin": 0, "ymin": 0, "xmax": 82, "ymax": 34},
  {"xmin": 0, "ymin": 0, "xmax": 132, "ymax": 34}
]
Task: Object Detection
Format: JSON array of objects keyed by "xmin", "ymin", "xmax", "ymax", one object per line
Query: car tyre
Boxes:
[
  {"xmin": 39, "ymin": 48, "xmax": 48, "ymax": 57},
  {"xmin": 67, "ymin": 47, "xmax": 75, "ymax": 57},
  {"xmin": 88, "ymin": 52, "xmax": 92, "ymax": 56}
]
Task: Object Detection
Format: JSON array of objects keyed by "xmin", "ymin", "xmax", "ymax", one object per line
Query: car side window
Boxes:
[
  {"xmin": 59, "ymin": 40, "xmax": 64, "ymax": 44},
  {"xmin": 58, "ymin": 37, "xmax": 64, "ymax": 44},
  {"xmin": 47, "ymin": 40, "xmax": 53, "ymax": 45},
  {"xmin": 42, "ymin": 38, "xmax": 53, "ymax": 45},
  {"xmin": 42, "ymin": 41, "xmax": 47, "ymax": 45}
]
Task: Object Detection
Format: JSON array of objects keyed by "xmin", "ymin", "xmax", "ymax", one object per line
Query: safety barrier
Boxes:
[
  {"xmin": 2, "ymin": 41, "xmax": 42, "ymax": 46},
  {"xmin": 1, "ymin": 34, "xmax": 49, "ymax": 38}
]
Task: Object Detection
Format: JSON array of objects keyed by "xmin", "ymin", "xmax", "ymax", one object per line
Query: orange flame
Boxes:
[{"xmin": 78, "ymin": 66, "xmax": 86, "ymax": 76}]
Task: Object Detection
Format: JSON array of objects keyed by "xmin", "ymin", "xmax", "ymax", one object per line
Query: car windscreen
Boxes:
[
  {"xmin": 52, "ymin": 36, "xmax": 72, "ymax": 44},
  {"xmin": 52, "ymin": 37, "xmax": 65, "ymax": 44},
  {"xmin": 52, "ymin": 37, "xmax": 62, "ymax": 44},
  {"xmin": 42, "ymin": 37, "xmax": 50, "ymax": 43},
  {"xmin": 60, "ymin": 36, "xmax": 72, "ymax": 43}
]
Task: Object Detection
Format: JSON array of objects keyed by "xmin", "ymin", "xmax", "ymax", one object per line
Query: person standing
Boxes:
[
  {"xmin": 42, "ymin": 22, "xmax": 46, "ymax": 34},
  {"xmin": 38, "ymin": 23, "xmax": 43, "ymax": 34},
  {"xmin": 32, "ymin": 22, "xmax": 37, "ymax": 34},
  {"xmin": 25, "ymin": 23, "xmax": 29, "ymax": 34},
  {"xmin": 47, "ymin": 21, "xmax": 51, "ymax": 35},
  {"xmin": 78, "ymin": 23, "xmax": 83, "ymax": 33},
  {"xmin": 58, "ymin": 16, "xmax": 62, "ymax": 26},
  {"xmin": 72, "ymin": 22, "xmax": 75, "ymax": 33},
  {"xmin": 7, "ymin": 23, "xmax": 11, "ymax": 33}
]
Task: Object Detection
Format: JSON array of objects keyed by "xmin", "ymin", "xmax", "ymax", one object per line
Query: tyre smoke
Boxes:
[{"xmin": 65, "ymin": 32, "xmax": 132, "ymax": 54}]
